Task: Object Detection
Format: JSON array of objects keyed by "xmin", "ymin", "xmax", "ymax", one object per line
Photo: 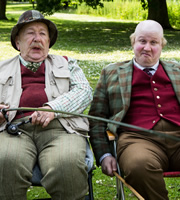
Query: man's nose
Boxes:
[
  {"xmin": 144, "ymin": 42, "xmax": 151, "ymax": 51},
  {"xmin": 33, "ymin": 33, "xmax": 41, "ymax": 42}
]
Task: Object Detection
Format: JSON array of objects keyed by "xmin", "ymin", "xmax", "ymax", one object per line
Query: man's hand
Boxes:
[
  {"xmin": 101, "ymin": 156, "xmax": 117, "ymax": 177},
  {"xmin": 0, "ymin": 104, "xmax": 9, "ymax": 124},
  {"xmin": 31, "ymin": 106, "xmax": 55, "ymax": 128}
]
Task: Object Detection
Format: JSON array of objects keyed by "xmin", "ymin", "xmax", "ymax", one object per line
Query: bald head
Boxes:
[
  {"xmin": 130, "ymin": 20, "xmax": 167, "ymax": 47},
  {"xmin": 136, "ymin": 20, "xmax": 163, "ymax": 38}
]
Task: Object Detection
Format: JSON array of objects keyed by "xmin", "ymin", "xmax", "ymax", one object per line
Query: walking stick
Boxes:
[{"xmin": 113, "ymin": 171, "xmax": 145, "ymax": 200}]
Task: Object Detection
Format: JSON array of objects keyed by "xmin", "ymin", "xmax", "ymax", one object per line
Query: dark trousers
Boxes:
[{"xmin": 117, "ymin": 119, "xmax": 180, "ymax": 200}]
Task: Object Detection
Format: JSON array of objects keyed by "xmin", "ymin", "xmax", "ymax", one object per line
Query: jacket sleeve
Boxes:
[{"xmin": 88, "ymin": 67, "xmax": 112, "ymax": 166}]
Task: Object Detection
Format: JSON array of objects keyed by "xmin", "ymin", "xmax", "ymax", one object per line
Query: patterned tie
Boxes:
[{"xmin": 143, "ymin": 68, "xmax": 154, "ymax": 77}]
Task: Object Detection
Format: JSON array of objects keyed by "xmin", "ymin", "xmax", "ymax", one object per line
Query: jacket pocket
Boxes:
[
  {"xmin": 59, "ymin": 117, "xmax": 89, "ymax": 136},
  {"xmin": 51, "ymin": 69, "xmax": 70, "ymax": 96},
  {"xmin": 65, "ymin": 117, "xmax": 89, "ymax": 131},
  {"xmin": 0, "ymin": 76, "xmax": 13, "ymax": 104}
]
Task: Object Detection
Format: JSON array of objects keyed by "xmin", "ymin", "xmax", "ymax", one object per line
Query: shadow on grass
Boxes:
[
  {"xmin": 1, "ymin": 12, "xmax": 180, "ymax": 56},
  {"xmin": 52, "ymin": 19, "xmax": 137, "ymax": 53}
]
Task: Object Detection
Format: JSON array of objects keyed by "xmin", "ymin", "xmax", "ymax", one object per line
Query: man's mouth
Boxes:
[
  {"xmin": 32, "ymin": 47, "xmax": 41, "ymax": 50},
  {"xmin": 142, "ymin": 52, "xmax": 151, "ymax": 57}
]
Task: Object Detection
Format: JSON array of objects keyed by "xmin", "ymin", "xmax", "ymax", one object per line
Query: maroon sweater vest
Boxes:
[
  {"xmin": 122, "ymin": 64, "xmax": 180, "ymax": 129},
  {"xmin": 15, "ymin": 63, "xmax": 48, "ymax": 119}
]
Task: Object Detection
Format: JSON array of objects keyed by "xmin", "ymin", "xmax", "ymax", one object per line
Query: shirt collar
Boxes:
[{"xmin": 133, "ymin": 58, "xmax": 159, "ymax": 72}]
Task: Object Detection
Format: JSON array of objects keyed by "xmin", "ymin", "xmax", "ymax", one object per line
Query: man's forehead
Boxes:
[
  {"xmin": 23, "ymin": 22, "xmax": 48, "ymax": 30},
  {"xmin": 135, "ymin": 20, "xmax": 163, "ymax": 37},
  {"xmin": 136, "ymin": 30, "xmax": 162, "ymax": 40}
]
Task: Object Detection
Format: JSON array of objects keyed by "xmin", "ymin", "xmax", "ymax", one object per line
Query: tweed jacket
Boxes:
[
  {"xmin": 89, "ymin": 59, "xmax": 180, "ymax": 165},
  {"xmin": 0, "ymin": 55, "xmax": 91, "ymax": 135}
]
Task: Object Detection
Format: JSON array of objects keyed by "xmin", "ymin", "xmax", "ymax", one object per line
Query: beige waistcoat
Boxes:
[{"xmin": 0, "ymin": 55, "xmax": 89, "ymax": 135}]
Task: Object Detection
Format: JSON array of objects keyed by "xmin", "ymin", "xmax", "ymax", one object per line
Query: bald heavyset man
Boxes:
[{"xmin": 89, "ymin": 20, "xmax": 180, "ymax": 200}]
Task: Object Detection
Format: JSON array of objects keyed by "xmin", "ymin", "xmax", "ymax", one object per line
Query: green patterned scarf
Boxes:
[{"xmin": 19, "ymin": 55, "xmax": 43, "ymax": 72}]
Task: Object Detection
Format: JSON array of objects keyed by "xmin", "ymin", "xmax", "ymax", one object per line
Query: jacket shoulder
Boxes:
[
  {"xmin": 102, "ymin": 60, "xmax": 132, "ymax": 76},
  {"xmin": 0, "ymin": 56, "xmax": 19, "ymax": 76},
  {"xmin": 0, "ymin": 55, "xmax": 19, "ymax": 67},
  {"xmin": 46, "ymin": 54, "xmax": 69, "ymax": 70},
  {"xmin": 104, "ymin": 60, "xmax": 132, "ymax": 70},
  {"xmin": 160, "ymin": 59, "xmax": 180, "ymax": 69}
]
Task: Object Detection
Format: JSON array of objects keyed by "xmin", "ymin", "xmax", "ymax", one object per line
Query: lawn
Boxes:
[{"xmin": 0, "ymin": 3, "xmax": 180, "ymax": 200}]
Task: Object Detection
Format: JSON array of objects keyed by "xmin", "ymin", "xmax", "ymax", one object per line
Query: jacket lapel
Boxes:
[
  {"xmin": 117, "ymin": 60, "xmax": 133, "ymax": 110},
  {"xmin": 108, "ymin": 60, "xmax": 133, "ymax": 134}
]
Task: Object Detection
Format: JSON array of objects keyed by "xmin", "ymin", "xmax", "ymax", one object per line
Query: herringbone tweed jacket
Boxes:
[{"xmin": 89, "ymin": 59, "xmax": 180, "ymax": 165}]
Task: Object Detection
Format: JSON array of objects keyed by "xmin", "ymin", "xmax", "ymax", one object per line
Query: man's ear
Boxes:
[{"xmin": 15, "ymin": 36, "xmax": 20, "ymax": 50}]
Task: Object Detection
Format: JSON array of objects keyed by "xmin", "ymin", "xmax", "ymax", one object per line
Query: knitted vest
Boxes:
[
  {"xmin": 122, "ymin": 64, "xmax": 180, "ymax": 129},
  {"xmin": 15, "ymin": 62, "xmax": 48, "ymax": 119}
]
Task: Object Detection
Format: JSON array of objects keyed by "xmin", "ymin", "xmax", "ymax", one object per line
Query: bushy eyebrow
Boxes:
[{"xmin": 25, "ymin": 27, "xmax": 47, "ymax": 32}]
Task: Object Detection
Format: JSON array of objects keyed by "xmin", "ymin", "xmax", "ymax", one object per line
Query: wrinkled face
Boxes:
[
  {"xmin": 133, "ymin": 27, "xmax": 163, "ymax": 67},
  {"xmin": 15, "ymin": 22, "xmax": 50, "ymax": 62}
]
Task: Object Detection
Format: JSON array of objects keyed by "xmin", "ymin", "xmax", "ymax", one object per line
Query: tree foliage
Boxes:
[
  {"xmin": 36, "ymin": 0, "xmax": 62, "ymax": 15},
  {"xmin": 140, "ymin": 0, "xmax": 148, "ymax": 10},
  {"xmin": 0, "ymin": 0, "xmax": 174, "ymax": 29},
  {"xmin": 36, "ymin": 0, "xmax": 112, "ymax": 15}
]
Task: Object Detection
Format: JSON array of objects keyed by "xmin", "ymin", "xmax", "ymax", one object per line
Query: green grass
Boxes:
[{"xmin": 1, "ymin": 4, "xmax": 180, "ymax": 200}]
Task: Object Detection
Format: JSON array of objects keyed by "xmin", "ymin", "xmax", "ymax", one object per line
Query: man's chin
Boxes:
[
  {"xmin": 138, "ymin": 59, "xmax": 153, "ymax": 67},
  {"xmin": 28, "ymin": 54, "xmax": 46, "ymax": 62}
]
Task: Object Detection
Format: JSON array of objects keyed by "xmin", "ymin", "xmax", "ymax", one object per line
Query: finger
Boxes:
[
  {"xmin": 102, "ymin": 159, "xmax": 117, "ymax": 177},
  {"xmin": 36, "ymin": 114, "xmax": 43, "ymax": 125},
  {"xmin": 102, "ymin": 167, "xmax": 113, "ymax": 177},
  {"xmin": 42, "ymin": 117, "xmax": 50, "ymax": 128},
  {"xmin": 112, "ymin": 161, "xmax": 118, "ymax": 172},
  {"xmin": 31, "ymin": 111, "xmax": 42, "ymax": 124},
  {"xmin": 36, "ymin": 111, "xmax": 41, "ymax": 118},
  {"xmin": 0, "ymin": 105, "xmax": 9, "ymax": 123},
  {"xmin": 102, "ymin": 163, "xmax": 112, "ymax": 176}
]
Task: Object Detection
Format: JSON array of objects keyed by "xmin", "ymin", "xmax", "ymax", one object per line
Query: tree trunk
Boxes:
[
  {"xmin": 0, "ymin": 0, "xmax": 7, "ymax": 20},
  {"xmin": 147, "ymin": 0, "xmax": 172, "ymax": 29}
]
